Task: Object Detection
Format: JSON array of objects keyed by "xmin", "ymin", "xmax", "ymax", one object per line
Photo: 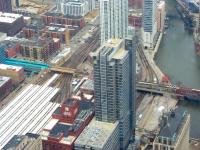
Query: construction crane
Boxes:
[{"xmin": 65, "ymin": 26, "xmax": 70, "ymax": 48}]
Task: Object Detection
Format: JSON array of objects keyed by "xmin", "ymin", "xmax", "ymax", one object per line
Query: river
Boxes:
[{"xmin": 155, "ymin": 0, "xmax": 200, "ymax": 138}]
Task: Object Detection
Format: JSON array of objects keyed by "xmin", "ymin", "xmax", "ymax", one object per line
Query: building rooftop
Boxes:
[
  {"xmin": 81, "ymin": 79, "xmax": 94, "ymax": 91},
  {"xmin": 65, "ymin": 1, "xmax": 84, "ymax": 6},
  {"xmin": 63, "ymin": 14, "xmax": 83, "ymax": 19},
  {"xmin": 42, "ymin": 99, "xmax": 94, "ymax": 146},
  {"xmin": 25, "ymin": 133, "xmax": 40, "ymax": 139},
  {"xmin": 112, "ymin": 48, "xmax": 128, "ymax": 59},
  {"xmin": 43, "ymin": 118, "xmax": 59, "ymax": 131},
  {"xmin": 158, "ymin": 1, "xmax": 165, "ymax": 9},
  {"xmin": 158, "ymin": 108, "xmax": 188, "ymax": 139},
  {"xmin": 2, "ymin": 133, "xmax": 40, "ymax": 150},
  {"xmin": 44, "ymin": 11, "xmax": 63, "ymax": 17},
  {"xmin": 63, "ymin": 98, "xmax": 77, "ymax": 106},
  {"xmin": 79, "ymin": 100, "xmax": 94, "ymax": 111},
  {"xmin": 0, "ymin": 12, "xmax": 23, "ymax": 24},
  {"xmin": 49, "ymin": 123, "xmax": 71, "ymax": 138},
  {"xmin": 106, "ymin": 39, "xmax": 123, "ymax": 48},
  {"xmin": 47, "ymin": 26, "xmax": 66, "ymax": 32},
  {"xmin": 44, "ymin": 12, "xmax": 83, "ymax": 19},
  {"xmin": 75, "ymin": 118, "xmax": 119, "ymax": 149},
  {"xmin": 2, "ymin": 135, "xmax": 26, "ymax": 150},
  {"xmin": 0, "ymin": 75, "xmax": 60, "ymax": 149},
  {"xmin": 0, "ymin": 76, "xmax": 11, "ymax": 87},
  {"xmin": 0, "ymin": 63, "xmax": 23, "ymax": 72},
  {"xmin": 92, "ymin": 39, "xmax": 124, "ymax": 57}
]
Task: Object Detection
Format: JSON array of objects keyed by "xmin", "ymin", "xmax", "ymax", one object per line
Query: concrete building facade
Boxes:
[
  {"xmin": 62, "ymin": 1, "xmax": 89, "ymax": 17},
  {"xmin": 92, "ymin": 39, "xmax": 135, "ymax": 149},
  {"xmin": 143, "ymin": 0, "xmax": 157, "ymax": 49},
  {"xmin": 100, "ymin": 0, "xmax": 128, "ymax": 44},
  {"xmin": 56, "ymin": 0, "xmax": 95, "ymax": 17},
  {"xmin": 157, "ymin": 1, "xmax": 166, "ymax": 32},
  {"xmin": 153, "ymin": 108, "xmax": 190, "ymax": 150}
]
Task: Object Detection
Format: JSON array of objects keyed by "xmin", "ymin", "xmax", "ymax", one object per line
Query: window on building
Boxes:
[
  {"xmin": 160, "ymin": 145, "xmax": 167, "ymax": 150},
  {"xmin": 154, "ymin": 144, "xmax": 159, "ymax": 150},
  {"xmin": 163, "ymin": 138, "xmax": 167, "ymax": 144},
  {"xmin": 158, "ymin": 138, "xmax": 162, "ymax": 143},
  {"xmin": 168, "ymin": 140, "xmax": 172, "ymax": 145}
]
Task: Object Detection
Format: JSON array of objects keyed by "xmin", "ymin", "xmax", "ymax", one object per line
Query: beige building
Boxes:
[
  {"xmin": 157, "ymin": 1, "xmax": 166, "ymax": 32},
  {"xmin": 2, "ymin": 133, "xmax": 42, "ymax": 150},
  {"xmin": 153, "ymin": 108, "xmax": 190, "ymax": 150}
]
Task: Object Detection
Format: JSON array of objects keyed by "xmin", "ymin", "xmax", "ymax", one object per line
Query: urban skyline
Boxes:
[{"xmin": 0, "ymin": 0, "xmax": 199, "ymax": 150}]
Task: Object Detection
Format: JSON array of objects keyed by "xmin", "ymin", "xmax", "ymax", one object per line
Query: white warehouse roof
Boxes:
[
  {"xmin": 0, "ymin": 74, "xmax": 60, "ymax": 149},
  {"xmin": 0, "ymin": 12, "xmax": 23, "ymax": 24}
]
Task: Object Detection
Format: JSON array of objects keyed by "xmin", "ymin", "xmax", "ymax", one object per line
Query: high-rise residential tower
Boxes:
[
  {"xmin": 93, "ymin": 39, "xmax": 135, "ymax": 149},
  {"xmin": 100, "ymin": 0, "xmax": 128, "ymax": 44},
  {"xmin": 143, "ymin": 0, "xmax": 157, "ymax": 49},
  {"xmin": 0, "ymin": 0, "xmax": 12, "ymax": 12}
]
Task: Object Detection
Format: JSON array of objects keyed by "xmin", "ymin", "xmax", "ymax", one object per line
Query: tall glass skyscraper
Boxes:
[
  {"xmin": 143, "ymin": 0, "xmax": 157, "ymax": 49},
  {"xmin": 93, "ymin": 39, "xmax": 135, "ymax": 149},
  {"xmin": 0, "ymin": 0, "xmax": 12, "ymax": 12},
  {"xmin": 100, "ymin": 0, "xmax": 128, "ymax": 45}
]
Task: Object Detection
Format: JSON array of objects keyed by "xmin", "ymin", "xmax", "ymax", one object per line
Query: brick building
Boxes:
[{"xmin": 41, "ymin": 98, "xmax": 94, "ymax": 150}]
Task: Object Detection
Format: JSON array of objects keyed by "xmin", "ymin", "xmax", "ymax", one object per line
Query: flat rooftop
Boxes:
[
  {"xmin": 47, "ymin": 26, "xmax": 66, "ymax": 32},
  {"xmin": 0, "ymin": 12, "xmax": 22, "ymax": 24},
  {"xmin": 0, "ymin": 76, "xmax": 11, "ymax": 88},
  {"xmin": 44, "ymin": 12, "xmax": 83, "ymax": 19},
  {"xmin": 0, "ymin": 63, "xmax": 23, "ymax": 72},
  {"xmin": 158, "ymin": 108, "xmax": 188, "ymax": 139},
  {"xmin": 49, "ymin": 123, "xmax": 71, "ymax": 138},
  {"xmin": 112, "ymin": 48, "xmax": 128, "ymax": 59},
  {"xmin": 81, "ymin": 79, "xmax": 94, "ymax": 91},
  {"xmin": 2, "ymin": 133, "xmax": 40, "ymax": 150},
  {"xmin": 93, "ymin": 39, "xmax": 124, "ymax": 57},
  {"xmin": 2, "ymin": 135, "xmax": 26, "ymax": 150},
  {"xmin": 75, "ymin": 118, "xmax": 118, "ymax": 149},
  {"xmin": 0, "ymin": 74, "xmax": 60, "ymax": 149}
]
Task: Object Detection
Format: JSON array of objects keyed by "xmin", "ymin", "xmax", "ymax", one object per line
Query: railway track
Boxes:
[
  {"xmin": 63, "ymin": 29, "xmax": 100, "ymax": 68},
  {"xmin": 137, "ymin": 44, "xmax": 158, "ymax": 83},
  {"xmin": 55, "ymin": 29, "xmax": 100, "ymax": 102}
]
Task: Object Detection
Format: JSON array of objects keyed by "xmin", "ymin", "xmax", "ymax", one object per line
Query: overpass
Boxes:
[
  {"xmin": 137, "ymin": 81, "xmax": 200, "ymax": 102},
  {"xmin": 4, "ymin": 58, "xmax": 49, "ymax": 73}
]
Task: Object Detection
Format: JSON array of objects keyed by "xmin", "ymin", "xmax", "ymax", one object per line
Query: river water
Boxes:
[{"xmin": 155, "ymin": 0, "xmax": 200, "ymax": 138}]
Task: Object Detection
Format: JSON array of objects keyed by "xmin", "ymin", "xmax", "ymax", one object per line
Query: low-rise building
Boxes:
[
  {"xmin": 129, "ymin": 10, "xmax": 142, "ymax": 29},
  {"xmin": 0, "ymin": 64, "xmax": 25, "ymax": 85},
  {"xmin": 57, "ymin": 0, "xmax": 96, "ymax": 16},
  {"xmin": 74, "ymin": 118, "xmax": 120, "ymax": 150},
  {"xmin": 153, "ymin": 108, "xmax": 190, "ymax": 150},
  {"xmin": 62, "ymin": 1, "xmax": 89, "ymax": 17},
  {"xmin": 0, "ymin": 76, "xmax": 12, "ymax": 102},
  {"xmin": 0, "ymin": 12, "xmax": 24, "ymax": 36},
  {"xmin": 2, "ymin": 133, "xmax": 42, "ymax": 150},
  {"xmin": 80, "ymin": 79, "xmax": 94, "ymax": 95},
  {"xmin": 42, "ymin": 12, "xmax": 85, "ymax": 29},
  {"xmin": 41, "ymin": 98, "xmax": 94, "ymax": 150}
]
